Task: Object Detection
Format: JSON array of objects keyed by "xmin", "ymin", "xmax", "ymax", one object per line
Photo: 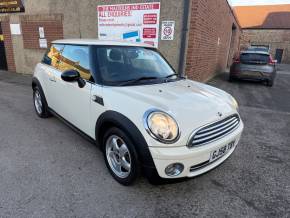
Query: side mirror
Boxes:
[{"xmin": 61, "ymin": 70, "xmax": 86, "ymax": 88}]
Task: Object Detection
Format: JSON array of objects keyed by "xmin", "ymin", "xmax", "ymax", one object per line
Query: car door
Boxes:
[{"xmin": 51, "ymin": 44, "xmax": 93, "ymax": 136}]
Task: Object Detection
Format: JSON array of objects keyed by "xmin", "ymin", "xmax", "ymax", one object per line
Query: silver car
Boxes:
[{"xmin": 230, "ymin": 50, "xmax": 277, "ymax": 87}]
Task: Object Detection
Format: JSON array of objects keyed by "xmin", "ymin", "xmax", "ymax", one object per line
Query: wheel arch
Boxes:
[
  {"xmin": 32, "ymin": 77, "xmax": 48, "ymax": 103},
  {"xmin": 32, "ymin": 77, "xmax": 51, "ymax": 116},
  {"xmin": 95, "ymin": 110, "xmax": 155, "ymax": 168},
  {"xmin": 32, "ymin": 77, "xmax": 43, "ymax": 91}
]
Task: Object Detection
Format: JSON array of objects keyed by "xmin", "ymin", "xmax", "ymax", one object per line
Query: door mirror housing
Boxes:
[
  {"xmin": 61, "ymin": 69, "xmax": 80, "ymax": 82},
  {"xmin": 61, "ymin": 70, "xmax": 86, "ymax": 88}
]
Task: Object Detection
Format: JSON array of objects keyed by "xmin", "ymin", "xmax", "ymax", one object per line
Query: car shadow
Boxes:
[{"xmin": 214, "ymin": 73, "xmax": 268, "ymax": 87}]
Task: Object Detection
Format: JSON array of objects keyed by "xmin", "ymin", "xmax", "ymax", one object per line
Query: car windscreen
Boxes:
[
  {"xmin": 240, "ymin": 53, "xmax": 270, "ymax": 65},
  {"xmin": 94, "ymin": 46, "xmax": 178, "ymax": 86}
]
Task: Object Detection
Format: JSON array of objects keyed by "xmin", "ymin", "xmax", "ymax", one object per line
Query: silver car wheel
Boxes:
[
  {"xmin": 106, "ymin": 135, "xmax": 131, "ymax": 179},
  {"xmin": 34, "ymin": 90, "xmax": 43, "ymax": 115}
]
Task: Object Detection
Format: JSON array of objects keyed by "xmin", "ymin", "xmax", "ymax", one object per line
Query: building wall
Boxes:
[
  {"xmin": 241, "ymin": 29, "xmax": 290, "ymax": 63},
  {"xmin": 0, "ymin": 0, "xmax": 240, "ymax": 82},
  {"xmin": 186, "ymin": 0, "xmax": 241, "ymax": 81},
  {"xmin": 0, "ymin": 0, "xmax": 185, "ymax": 75},
  {"xmin": 0, "ymin": 12, "xmax": 64, "ymax": 74}
]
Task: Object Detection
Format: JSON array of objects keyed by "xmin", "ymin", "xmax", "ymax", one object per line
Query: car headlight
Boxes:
[
  {"xmin": 231, "ymin": 97, "xmax": 239, "ymax": 110},
  {"xmin": 143, "ymin": 110, "xmax": 180, "ymax": 143}
]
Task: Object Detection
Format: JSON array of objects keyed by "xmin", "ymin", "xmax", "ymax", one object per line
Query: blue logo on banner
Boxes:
[{"xmin": 123, "ymin": 31, "xmax": 141, "ymax": 42}]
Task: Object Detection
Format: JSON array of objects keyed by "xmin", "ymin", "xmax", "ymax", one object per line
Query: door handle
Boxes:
[{"xmin": 92, "ymin": 95, "xmax": 104, "ymax": 106}]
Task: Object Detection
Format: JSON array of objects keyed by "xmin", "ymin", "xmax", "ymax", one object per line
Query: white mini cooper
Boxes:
[{"xmin": 32, "ymin": 39, "xmax": 244, "ymax": 185}]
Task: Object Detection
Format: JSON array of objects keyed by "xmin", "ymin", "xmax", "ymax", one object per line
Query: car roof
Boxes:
[
  {"xmin": 246, "ymin": 47, "xmax": 269, "ymax": 52},
  {"xmin": 248, "ymin": 46, "xmax": 269, "ymax": 49},
  {"xmin": 241, "ymin": 50, "xmax": 270, "ymax": 55},
  {"xmin": 52, "ymin": 39, "xmax": 154, "ymax": 48}
]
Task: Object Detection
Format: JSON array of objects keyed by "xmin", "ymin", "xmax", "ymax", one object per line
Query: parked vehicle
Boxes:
[
  {"xmin": 246, "ymin": 46, "xmax": 270, "ymax": 53},
  {"xmin": 32, "ymin": 39, "xmax": 244, "ymax": 185},
  {"xmin": 230, "ymin": 50, "xmax": 277, "ymax": 86}
]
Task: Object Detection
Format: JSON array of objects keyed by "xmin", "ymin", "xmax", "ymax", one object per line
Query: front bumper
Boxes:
[{"xmin": 149, "ymin": 121, "xmax": 244, "ymax": 179}]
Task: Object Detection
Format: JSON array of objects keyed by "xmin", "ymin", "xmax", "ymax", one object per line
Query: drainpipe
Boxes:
[
  {"xmin": 77, "ymin": 0, "xmax": 82, "ymax": 38},
  {"xmin": 178, "ymin": 0, "xmax": 191, "ymax": 77}
]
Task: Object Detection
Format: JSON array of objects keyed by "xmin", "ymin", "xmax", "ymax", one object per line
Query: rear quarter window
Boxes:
[{"xmin": 42, "ymin": 44, "xmax": 65, "ymax": 68}]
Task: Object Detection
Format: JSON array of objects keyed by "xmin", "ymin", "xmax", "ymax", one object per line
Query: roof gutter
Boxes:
[{"xmin": 178, "ymin": 0, "xmax": 191, "ymax": 77}]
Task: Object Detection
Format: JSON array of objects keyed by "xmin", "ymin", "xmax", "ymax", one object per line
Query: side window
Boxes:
[
  {"xmin": 42, "ymin": 44, "xmax": 65, "ymax": 68},
  {"xmin": 58, "ymin": 45, "xmax": 92, "ymax": 81}
]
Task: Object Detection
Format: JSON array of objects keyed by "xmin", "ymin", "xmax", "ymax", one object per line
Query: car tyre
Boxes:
[
  {"xmin": 33, "ymin": 86, "xmax": 51, "ymax": 118},
  {"xmin": 103, "ymin": 127, "xmax": 140, "ymax": 185},
  {"xmin": 266, "ymin": 79, "xmax": 274, "ymax": 87},
  {"xmin": 228, "ymin": 75, "xmax": 234, "ymax": 82},
  {"xmin": 144, "ymin": 167, "xmax": 165, "ymax": 185}
]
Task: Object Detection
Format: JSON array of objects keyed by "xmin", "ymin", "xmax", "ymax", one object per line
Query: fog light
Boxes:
[{"xmin": 165, "ymin": 163, "xmax": 184, "ymax": 177}]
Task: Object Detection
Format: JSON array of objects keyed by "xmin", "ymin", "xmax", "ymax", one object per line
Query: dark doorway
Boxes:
[
  {"xmin": 275, "ymin": 49, "xmax": 283, "ymax": 63},
  {"xmin": 0, "ymin": 22, "xmax": 8, "ymax": 70}
]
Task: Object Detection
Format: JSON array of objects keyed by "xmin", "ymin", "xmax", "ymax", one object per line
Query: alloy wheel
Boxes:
[
  {"xmin": 105, "ymin": 135, "xmax": 132, "ymax": 178},
  {"xmin": 34, "ymin": 90, "xmax": 43, "ymax": 115}
]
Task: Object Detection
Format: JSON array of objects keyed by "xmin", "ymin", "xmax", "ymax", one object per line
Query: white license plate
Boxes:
[
  {"xmin": 242, "ymin": 71, "xmax": 260, "ymax": 77},
  {"xmin": 210, "ymin": 140, "xmax": 236, "ymax": 162}
]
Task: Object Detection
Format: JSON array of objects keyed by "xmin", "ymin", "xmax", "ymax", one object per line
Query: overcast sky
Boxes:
[{"xmin": 228, "ymin": 0, "xmax": 290, "ymax": 6}]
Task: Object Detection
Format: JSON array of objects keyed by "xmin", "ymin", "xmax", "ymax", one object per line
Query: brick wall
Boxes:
[
  {"xmin": 1, "ymin": 0, "xmax": 241, "ymax": 78},
  {"xmin": 241, "ymin": 29, "xmax": 290, "ymax": 63},
  {"xmin": 21, "ymin": 14, "xmax": 64, "ymax": 49},
  {"xmin": 0, "ymin": 17, "xmax": 16, "ymax": 72},
  {"xmin": 186, "ymin": 0, "xmax": 241, "ymax": 81}
]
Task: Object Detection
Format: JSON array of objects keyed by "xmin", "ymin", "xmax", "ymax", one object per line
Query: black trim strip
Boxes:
[
  {"xmin": 191, "ymin": 125, "xmax": 238, "ymax": 146},
  {"xmin": 190, "ymin": 160, "xmax": 210, "ymax": 171},
  {"xmin": 188, "ymin": 114, "xmax": 240, "ymax": 147},
  {"xmin": 194, "ymin": 120, "xmax": 239, "ymax": 140},
  {"xmin": 190, "ymin": 146, "xmax": 235, "ymax": 172},
  {"xmin": 48, "ymin": 107, "xmax": 96, "ymax": 145},
  {"xmin": 95, "ymin": 110, "xmax": 156, "ymax": 169},
  {"xmin": 198, "ymin": 115, "xmax": 239, "ymax": 133}
]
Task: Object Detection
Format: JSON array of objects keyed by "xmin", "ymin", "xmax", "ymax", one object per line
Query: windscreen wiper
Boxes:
[
  {"xmin": 165, "ymin": 73, "xmax": 178, "ymax": 78},
  {"xmin": 119, "ymin": 76, "xmax": 158, "ymax": 86}
]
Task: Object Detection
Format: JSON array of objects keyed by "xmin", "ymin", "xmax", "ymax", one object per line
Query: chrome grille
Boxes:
[{"xmin": 188, "ymin": 114, "xmax": 240, "ymax": 147}]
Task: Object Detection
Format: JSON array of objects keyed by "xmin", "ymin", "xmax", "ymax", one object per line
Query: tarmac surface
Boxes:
[{"xmin": 0, "ymin": 68, "xmax": 289, "ymax": 217}]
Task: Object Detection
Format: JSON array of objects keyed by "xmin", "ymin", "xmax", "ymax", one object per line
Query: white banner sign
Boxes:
[
  {"xmin": 97, "ymin": 2, "xmax": 160, "ymax": 48},
  {"xmin": 39, "ymin": 38, "xmax": 47, "ymax": 48},
  {"xmin": 10, "ymin": 24, "xmax": 21, "ymax": 35},
  {"xmin": 39, "ymin": 27, "xmax": 45, "ymax": 39},
  {"xmin": 161, "ymin": 21, "xmax": 175, "ymax": 40}
]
